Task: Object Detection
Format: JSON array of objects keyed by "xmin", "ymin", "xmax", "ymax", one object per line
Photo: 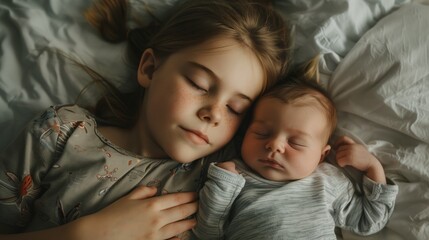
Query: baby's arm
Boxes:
[
  {"xmin": 333, "ymin": 136, "xmax": 398, "ymax": 235},
  {"xmin": 193, "ymin": 162, "xmax": 245, "ymax": 239},
  {"xmin": 217, "ymin": 161, "xmax": 239, "ymax": 174},
  {"xmin": 335, "ymin": 136, "xmax": 386, "ymax": 184}
]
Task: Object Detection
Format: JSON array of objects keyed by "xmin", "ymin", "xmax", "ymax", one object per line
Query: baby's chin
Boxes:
[{"xmin": 256, "ymin": 169, "xmax": 292, "ymax": 182}]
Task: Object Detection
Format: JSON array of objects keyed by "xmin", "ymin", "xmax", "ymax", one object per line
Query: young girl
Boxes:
[
  {"xmin": 194, "ymin": 69, "xmax": 398, "ymax": 239},
  {"xmin": 0, "ymin": 0, "xmax": 291, "ymax": 239}
]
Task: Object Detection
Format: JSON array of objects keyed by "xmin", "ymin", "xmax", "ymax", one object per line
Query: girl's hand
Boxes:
[
  {"xmin": 335, "ymin": 136, "xmax": 386, "ymax": 184},
  {"xmin": 77, "ymin": 186, "xmax": 198, "ymax": 240},
  {"xmin": 216, "ymin": 161, "xmax": 239, "ymax": 174}
]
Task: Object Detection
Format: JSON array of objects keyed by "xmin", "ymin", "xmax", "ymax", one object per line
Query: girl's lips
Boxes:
[{"xmin": 181, "ymin": 127, "xmax": 210, "ymax": 145}]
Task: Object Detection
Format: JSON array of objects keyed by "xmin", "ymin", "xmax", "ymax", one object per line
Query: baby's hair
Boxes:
[
  {"xmin": 84, "ymin": 0, "xmax": 292, "ymax": 127},
  {"xmin": 264, "ymin": 56, "xmax": 337, "ymax": 142}
]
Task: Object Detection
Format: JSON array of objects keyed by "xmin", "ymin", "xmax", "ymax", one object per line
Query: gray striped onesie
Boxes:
[{"xmin": 193, "ymin": 159, "xmax": 398, "ymax": 239}]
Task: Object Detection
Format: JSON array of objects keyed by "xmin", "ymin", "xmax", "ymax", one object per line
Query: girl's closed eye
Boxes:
[
  {"xmin": 227, "ymin": 105, "xmax": 242, "ymax": 115},
  {"xmin": 186, "ymin": 76, "xmax": 208, "ymax": 93},
  {"xmin": 227, "ymin": 101, "xmax": 249, "ymax": 116}
]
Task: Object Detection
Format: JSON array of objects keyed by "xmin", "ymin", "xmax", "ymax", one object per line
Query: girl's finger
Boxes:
[
  {"xmin": 162, "ymin": 218, "xmax": 197, "ymax": 239},
  {"xmin": 127, "ymin": 185, "xmax": 158, "ymax": 200},
  {"xmin": 153, "ymin": 192, "xmax": 198, "ymax": 210},
  {"xmin": 162, "ymin": 201, "xmax": 198, "ymax": 223}
]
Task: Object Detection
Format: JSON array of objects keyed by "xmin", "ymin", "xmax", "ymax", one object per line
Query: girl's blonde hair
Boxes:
[
  {"xmin": 263, "ymin": 57, "xmax": 337, "ymax": 142},
  {"xmin": 84, "ymin": 0, "xmax": 291, "ymax": 127}
]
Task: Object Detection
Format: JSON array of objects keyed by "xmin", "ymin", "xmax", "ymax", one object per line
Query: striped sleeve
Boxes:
[
  {"xmin": 193, "ymin": 163, "xmax": 245, "ymax": 239},
  {"xmin": 333, "ymin": 175, "xmax": 399, "ymax": 235}
]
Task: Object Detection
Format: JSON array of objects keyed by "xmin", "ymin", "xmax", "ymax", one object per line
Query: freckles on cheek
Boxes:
[
  {"xmin": 223, "ymin": 118, "xmax": 241, "ymax": 139},
  {"xmin": 171, "ymin": 91, "xmax": 196, "ymax": 114}
]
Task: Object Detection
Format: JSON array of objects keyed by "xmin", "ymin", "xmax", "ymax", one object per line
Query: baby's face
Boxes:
[{"xmin": 241, "ymin": 97, "xmax": 331, "ymax": 181}]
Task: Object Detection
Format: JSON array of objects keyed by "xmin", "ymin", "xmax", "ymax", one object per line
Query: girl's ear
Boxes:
[
  {"xmin": 137, "ymin": 48, "xmax": 157, "ymax": 88},
  {"xmin": 319, "ymin": 145, "xmax": 331, "ymax": 163}
]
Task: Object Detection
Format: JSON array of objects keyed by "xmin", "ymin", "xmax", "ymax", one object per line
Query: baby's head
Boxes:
[{"xmin": 241, "ymin": 79, "xmax": 337, "ymax": 181}]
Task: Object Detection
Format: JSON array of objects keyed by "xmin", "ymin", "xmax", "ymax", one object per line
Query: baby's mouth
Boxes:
[{"xmin": 259, "ymin": 159, "xmax": 285, "ymax": 170}]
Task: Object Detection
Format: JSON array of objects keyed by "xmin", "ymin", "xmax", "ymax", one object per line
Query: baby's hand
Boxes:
[
  {"xmin": 335, "ymin": 136, "xmax": 386, "ymax": 184},
  {"xmin": 334, "ymin": 136, "xmax": 376, "ymax": 171},
  {"xmin": 216, "ymin": 161, "xmax": 239, "ymax": 174}
]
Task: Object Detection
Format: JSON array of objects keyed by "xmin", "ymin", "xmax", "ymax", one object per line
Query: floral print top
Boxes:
[{"xmin": 0, "ymin": 105, "xmax": 209, "ymax": 233}]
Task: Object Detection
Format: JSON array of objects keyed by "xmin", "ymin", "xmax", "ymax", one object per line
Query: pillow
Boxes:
[{"xmin": 273, "ymin": 0, "xmax": 409, "ymax": 75}]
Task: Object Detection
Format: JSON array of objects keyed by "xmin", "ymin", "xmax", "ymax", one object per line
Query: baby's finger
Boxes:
[
  {"xmin": 335, "ymin": 155, "xmax": 350, "ymax": 167},
  {"xmin": 217, "ymin": 161, "xmax": 238, "ymax": 173},
  {"xmin": 334, "ymin": 136, "xmax": 355, "ymax": 149},
  {"xmin": 335, "ymin": 149, "xmax": 347, "ymax": 159},
  {"xmin": 335, "ymin": 144, "xmax": 352, "ymax": 156}
]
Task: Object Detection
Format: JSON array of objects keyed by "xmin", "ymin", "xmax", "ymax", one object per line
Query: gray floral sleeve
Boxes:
[{"xmin": 0, "ymin": 106, "xmax": 64, "ymax": 230}]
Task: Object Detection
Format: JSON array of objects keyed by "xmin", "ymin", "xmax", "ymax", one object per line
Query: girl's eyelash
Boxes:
[
  {"xmin": 186, "ymin": 77, "xmax": 207, "ymax": 92},
  {"xmin": 186, "ymin": 76, "xmax": 243, "ymax": 116},
  {"xmin": 227, "ymin": 106, "xmax": 242, "ymax": 116}
]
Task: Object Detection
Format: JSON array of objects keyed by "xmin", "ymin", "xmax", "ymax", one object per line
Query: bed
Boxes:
[{"xmin": 0, "ymin": 0, "xmax": 428, "ymax": 239}]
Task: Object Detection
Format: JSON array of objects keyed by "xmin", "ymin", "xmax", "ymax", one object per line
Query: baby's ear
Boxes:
[
  {"xmin": 137, "ymin": 48, "xmax": 157, "ymax": 88},
  {"xmin": 319, "ymin": 145, "xmax": 331, "ymax": 163}
]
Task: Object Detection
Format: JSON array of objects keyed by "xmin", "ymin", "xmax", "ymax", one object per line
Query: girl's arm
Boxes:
[
  {"xmin": 0, "ymin": 186, "xmax": 197, "ymax": 240},
  {"xmin": 335, "ymin": 136, "xmax": 386, "ymax": 184}
]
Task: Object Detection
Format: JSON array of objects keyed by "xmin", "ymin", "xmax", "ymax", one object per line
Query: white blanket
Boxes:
[
  {"xmin": 329, "ymin": 3, "xmax": 429, "ymax": 239},
  {"xmin": 0, "ymin": 0, "xmax": 428, "ymax": 239}
]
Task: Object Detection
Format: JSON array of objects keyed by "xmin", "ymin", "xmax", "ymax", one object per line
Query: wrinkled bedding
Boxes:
[
  {"xmin": 1, "ymin": 0, "xmax": 428, "ymax": 239},
  {"xmin": 329, "ymin": 3, "xmax": 429, "ymax": 239}
]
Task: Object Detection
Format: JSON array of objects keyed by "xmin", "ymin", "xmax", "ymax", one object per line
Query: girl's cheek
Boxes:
[
  {"xmin": 228, "ymin": 117, "xmax": 242, "ymax": 134},
  {"xmin": 171, "ymin": 89, "xmax": 197, "ymax": 114},
  {"xmin": 217, "ymin": 118, "xmax": 239, "ymax": 144}
]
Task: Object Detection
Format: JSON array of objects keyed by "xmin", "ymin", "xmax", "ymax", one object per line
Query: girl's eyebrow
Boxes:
[{"xmin": 187, "ymin": 61, "xmax": 253, "ymax": 103}]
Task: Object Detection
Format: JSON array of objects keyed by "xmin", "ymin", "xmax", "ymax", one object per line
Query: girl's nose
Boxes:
[
  {"xmin": 198, "ymin": 105, "xmax": 221, "ymax": 126},
  {"xmin": 266, "ymin": 137, "xmax": 285, "ymax": 154}
]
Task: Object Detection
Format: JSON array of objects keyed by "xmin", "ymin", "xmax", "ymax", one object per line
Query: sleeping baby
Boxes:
[{"xmin": 193, "ymin": 79, "xmax": 398, "ymax": 239}]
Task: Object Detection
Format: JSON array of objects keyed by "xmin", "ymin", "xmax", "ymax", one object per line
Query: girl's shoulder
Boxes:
[
  {"xmin": 30, "ymin": 105, "xmax": 97, "ymax": 157},
  {"xmin": 38, "ymin": 104, "xmax": 92, "ymax": 122},
  {"xmin": 31, "ymin": 104, "xmax": 94, "ymax": 131}
]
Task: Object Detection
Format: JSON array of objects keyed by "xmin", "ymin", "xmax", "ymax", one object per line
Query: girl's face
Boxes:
[
  {"xmin": 241, "ymin": 97, "xmax": 331, "ymax": 181},
  {"xmin": 137, "ymin": 38, "xmax": 264, "ymax": 163}
]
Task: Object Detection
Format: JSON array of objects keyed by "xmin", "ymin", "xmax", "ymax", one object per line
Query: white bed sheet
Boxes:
[
  {"xmin": 0, "ymin": 0, "xmax": 133, "ymax": 151},
  {"xmin": 329, "ymin": 3, "xmax": 429, "ymax": 239},
  {"xmin": 0, "ymin": 0, "xmax": 428, "ymax": 239}
]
